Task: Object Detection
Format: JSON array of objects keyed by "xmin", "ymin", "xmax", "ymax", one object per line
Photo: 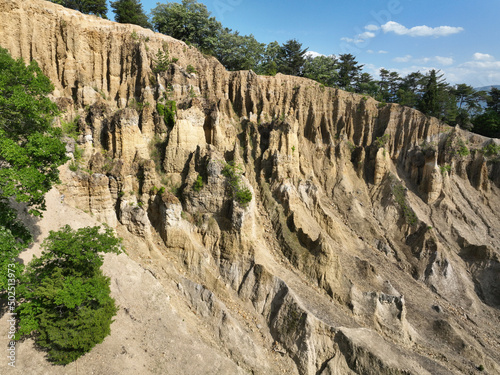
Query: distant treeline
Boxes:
[{"xmin": 49, "ymin": 0, "xmax": 500, "ymax": 138}]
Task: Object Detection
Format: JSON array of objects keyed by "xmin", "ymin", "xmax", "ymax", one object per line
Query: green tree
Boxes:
[
  {"xmin": 487, "ymin": 87, "xmax": 500, "ymax": 114},
  {"xmin": 472, "ymin": 88, "xmax": 500, "ymax": 137},
  {"xmin": 336, "ymin": 53, "xmax": 363, "ymax": 91},
  {"xmin": 277, "ymin": 39, "xmax": 308, "ymax": 76},
  {"xmin": 472, "ymin": 110, "xmax": 500, "ymax": 137},
  {"xmin": 302, "ymin": 55, "xmax": 338, "ymax": 87},
  {"xmin": 0, "ymin": 202, "xmax": 32, "ymax": 292},
  {"xmin": 213, "ymin": 28, "xmax": 265, "ymax": 71},
  {"xmin": 257, "ymin": 41, "xmax": 282, "ymax": 76},
  {"xmin": 16, "ymin": 225, "xmax": 122, "ymax": 365},
  {"xmin": 356, "ymin": 73, "xmax": 379, "ymax": 97},
  {"xmin": 0, "ymin": 47, "xmax": 68, "ymax": 215},
  {"xmin": 111, "ymin": 0, "xmax": 151, "ymax": 28},
  {"xmin": 450, "ymin": 84, "xmax": 484, "ymax": 129},
  {"xmin": 418, "ymin": 69, "xmax": 445, "ymax": 118},
  {"xmin": 0, "ymin": 47, "xmax": 67, "ymax": 292},
  {"xmin": 397, "ymin": 71, "xmax": 424, "ymax": 108},
  {"xmin": 151, "ymin": 0, "xmax": 222, "ymax": 54},
  {"xmin": 49, "ymin": 0, "xmax": 108, "ymax": 18}
]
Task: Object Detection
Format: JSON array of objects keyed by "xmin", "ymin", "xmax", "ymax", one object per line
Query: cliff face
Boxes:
[{"xmin": 1, "ymin": 1, "xmax": 500, "ymax": 374}]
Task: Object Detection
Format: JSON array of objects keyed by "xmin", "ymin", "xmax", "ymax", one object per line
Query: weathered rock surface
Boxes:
[{"xmin": 1, "ymin": 0, "xmax": 500, "ymax": 374}]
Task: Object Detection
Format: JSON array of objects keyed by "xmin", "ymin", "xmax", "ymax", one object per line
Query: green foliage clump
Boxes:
[
  {"xmin": 0, "ymin": 47, "xmax": 67, "ymax": 215},
  {"xmin": 374, "ymin": 134, "xmax": 390, "ymax": 148},
  {"xmin": 49, "ymin": 0, "xmax": 108, "ymax": 18},
  {"xmin": 392, "ymin": 181, "xmax": 418, "ymax": 226},
  {"xmin": 111, "ymin": 0, "xmax": 151, "ymax": 28},
  {"xmin": 156, "ymin": 100, "xmax": 176, "ymax": 127},
  {"xmin": 193, "ymin": 174, "xmax": 203, "ymax": 192},
  {"xmin": 15, "ymin": 225, "xmax": 121, "ymax": 365},
  {"xmin": 61, "ymin": 116, "xmax": 80, "ymax": 140},
  {"xmin": 151, "ymin": 0, "xmax": 222, "ymax": 54},
  {"xmin": 456, "ymin": 139, "xmax": 470, "ymax": 157},
  {"xmin": 149, "ymin": 135, "xmax": 170, "ymax": 175},
  {"xmin": 482, "ymin": 142, "xmax": 500, "ymax": 156},
  {"xmin": 186, "ymin": 64, "xmax": 197, "ymax": 74},
  {"xmin": 0, "ymin": 201, "xmax": 32, "ymax": 292},
  {"xmin": 440, "ymin": 164, "xmax": 452, "ymax": 175},
  {"xmin": 153, "ymin": 47, "xmax": 172, "ymax": 74},
  {"xmin": 0, "ymin": 48, "xmax": 68, "ymax": 294},
  {"xmin": 222, "ymin": 161, "xmax": 252, "ymax": 206}
]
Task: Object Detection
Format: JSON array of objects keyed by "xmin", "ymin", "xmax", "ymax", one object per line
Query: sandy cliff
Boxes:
[{"xmin": 1, "ymin": 0, "xmax": 500, "ymax": 374}]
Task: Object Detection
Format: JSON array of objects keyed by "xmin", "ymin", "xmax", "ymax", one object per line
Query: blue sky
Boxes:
[{"xmin": 115, "ymin": 0, "xmax": 500, "ymax": 87}]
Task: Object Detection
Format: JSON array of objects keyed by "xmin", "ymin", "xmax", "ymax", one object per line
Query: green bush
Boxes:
[
  {"xmin": 61, "ymin": 116, "xmax": 80, "ymax": 140},
  {"xmin": 15, "ymin": 225, "xmax": 121, "ymax": 365},
  {"xmin": 186, "ymin": 64, "xmax": 197, "ymax": 74},
  {"xmin": 439, "ymin": 164, "xmax": 452, "ymax": 175},
  {"xmin": 193, "ymin": 175, "xmax": 203, "ymax": 192},
  {"xmin": 222, "ymin": 161, "xmax": 252, "ymax": 207},
  {"xmin": 235, "ymin": 188, "xmax": 252, "ymax": 205},
  {"xmin": 153, "ymin": 48, "xmax": 171, "ymax": 74},
  {"xmin": 392, "ymin": 181, "xmax": 418, "ymax": 226},
  {"xmin": 482, "ymin": 143, "xmax": 500, "ymax": 156},
  {"xmin": 374, "ymin": 134, "xmax": 390, "ymax": 148},
  {"xmin": 156, "ymin": 100, "xmax": 176, "ymax": 127}
]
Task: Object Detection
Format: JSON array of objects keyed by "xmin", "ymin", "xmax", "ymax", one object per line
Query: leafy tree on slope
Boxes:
[
  {"xmin": 0, "ymin": 47, "xmax": 67, "ymax": 292},
  {"xmin": 111, "ymin": 0, "xmax": 151, "ymax": 28},
  {"xmin": 49, "ymin": 0, "xmax": 108, "ymax": 18},
  {"xmin": 151, "ymin": 0, "xmax": 222, "ymax": 54},
  {"xmin": 15, "ymin": 225, "xmax": 122, "ymax": 365}
]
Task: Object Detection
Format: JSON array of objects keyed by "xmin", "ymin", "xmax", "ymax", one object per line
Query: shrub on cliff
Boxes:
[
  {"xmin": 15, "ymin": 225, "xmax": 122, "ymax": 365},
  {"xmin": 222, "ymin": 161, "xmax": 252, "ymax": 207}
]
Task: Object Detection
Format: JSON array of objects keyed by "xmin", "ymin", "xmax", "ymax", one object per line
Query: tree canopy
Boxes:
[
  {"xmin": 0, "ymin": 47, "xmax": 67, "ymax": 215},
  {"xmin": 49, "ymin": 0, "xmax": 108, "ymax": 18},
  {"xmin": 16, "ymin": 225, "xmax": 122, "ymax": 365},
  {"xmin": 111, "ymin": 0, "xmax": 151, "ymax": 28},
  {"xmin": 0, "ymin": 47, "xmax": 67, "ymax": 293},
  {"xmin": 151, "ymin": 0, "xmax": 222, "ymax": 54}
]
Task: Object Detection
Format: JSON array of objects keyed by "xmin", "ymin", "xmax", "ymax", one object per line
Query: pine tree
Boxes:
[
  {"xmin": 277, "ymin": 39, "xmax": 308, "ymax": 76},
  {"xmin": 419, "ymin": 69, "xmax": 443, "ymax": 118},
  {"xmin": 111, "ymin": 0, "xmax": 151, "ymax": 29},
  {"xmin": 337, "ymin": 54, "xmax": 364, "ymax": 91}
]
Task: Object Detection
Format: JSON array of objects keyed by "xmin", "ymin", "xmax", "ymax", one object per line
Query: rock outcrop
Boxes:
[{"xmin": 1, "ymin": 0, "xmax": 500, "ymax": 374}]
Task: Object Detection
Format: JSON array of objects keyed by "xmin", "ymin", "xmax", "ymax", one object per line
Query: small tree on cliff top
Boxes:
[
  {"xmin": 111, "ymin": 0, "xmax": 151, "ymax": 29},
  {"xmin": 50, "ymin": 0, "xmax": 108, "ymax": 18}
]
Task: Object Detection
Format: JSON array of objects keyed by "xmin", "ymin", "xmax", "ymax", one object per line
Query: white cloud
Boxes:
[
  {"xmin": 392, "ymin": 55, "xmax": 454, "ymax": 66},
  {"xmin": 473, "ymin": 52, "xmax": 494, "ymax": 62},
  {"xmin": 365, "ymin": 24, "xmax": 380, "ymax": 31},
  {"xmin": 359, "ymin": 31, "xmax": 376, "ymax": 39},
  {"xmin": 306, "ymin": 51, "xmax": 324, "ymax": 58},
  {"xmin": 368, "ymin": 49, "xmax": 389, "ymax": 55},
  {"xmin": 340, "ymin": 37, "xmax": 362, "ymax": 44},
  {"xmin": 446, "ymin": 59, "xmax": 500, "ymax": 86},
  {"xmin": 381, "ymin": 21, "xmax": 464, "ymax": 37},
  {"xmin": 341, "ymin": 24, "xmax": 378, "ymax": 45},
  {"xmin": 393, "ymin": 54, "xmax": 412, "ymax": 63},
  {"xmin": 435, "ymin": 56, "xmax": 454, "ymax": 66}
]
